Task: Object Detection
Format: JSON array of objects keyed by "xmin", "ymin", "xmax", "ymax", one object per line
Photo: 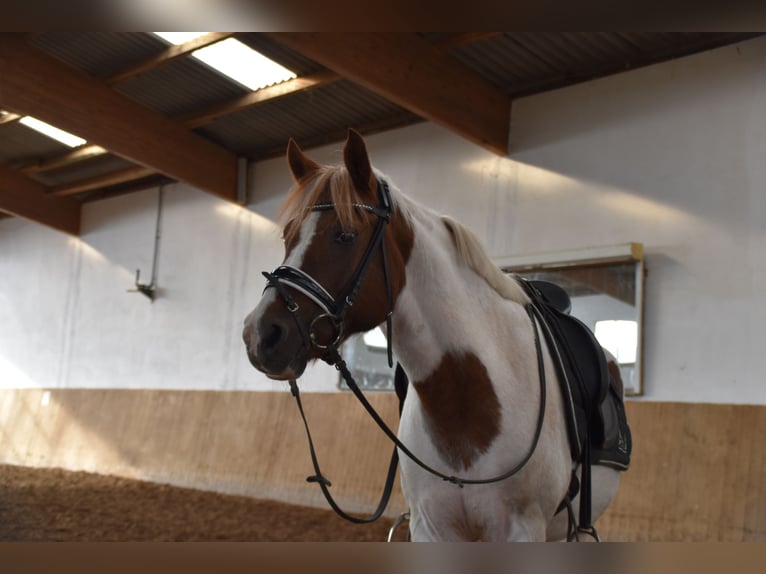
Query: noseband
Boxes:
[{"xmin": 262, "ymin": 177, "xmax": 395, "ymax": 366}]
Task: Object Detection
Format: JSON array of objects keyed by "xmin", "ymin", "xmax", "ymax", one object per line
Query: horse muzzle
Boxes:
[{"xmin": 242, "ymin": 312, "xmax": 308, "ymax": 381}]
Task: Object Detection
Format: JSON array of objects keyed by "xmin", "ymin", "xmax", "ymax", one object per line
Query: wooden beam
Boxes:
[
  {"xmin": 0, "ymin": 164, "xmax": 80, "ymax": 235},
  {"xmin": 267, "ymin": 33, "xmax": 511, "ymax": 155},
  {"xmin": 104, "ymin": 32, "xmax": 234, "ymax": 85},
  {"xmin": 0, "ymin": 34, "xmax": 238, "ymax": 201},
  {"xmin": 22, "ymin": 70, "xmax": 340, "ymax": 176},
  {"xmin": 432, "ymin": 32, "xmax": 504, "ymax": 51},
  {"xmin": 20, "ymin": 144, "xmax": 107, "ymax": 174},
  {"xmin": 51, "ymin": 166, "xmax": 157, "ymax": 197},
  {"xmin": 178, "ymin": 69, "xmax": 341, "ymax": 128},
  {"xmin": 0, "ymin": 111, "xmax": 21, "ymax": 125}
]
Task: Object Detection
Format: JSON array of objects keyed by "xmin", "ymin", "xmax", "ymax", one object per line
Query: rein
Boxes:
[{"xmin": 261, "ymin": 177, "xmax": 552, "ymax": 529}]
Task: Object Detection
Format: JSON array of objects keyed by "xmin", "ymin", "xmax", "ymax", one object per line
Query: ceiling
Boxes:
[{"xmin": 0, "ymin": 32, "xmax": 760, "ymax": 235}]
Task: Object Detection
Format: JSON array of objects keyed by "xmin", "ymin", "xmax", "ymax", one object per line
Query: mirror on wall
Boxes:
[
  {"xmin": 337, "ymin": 327, "xmax": 396, "ymax": 392},
  {"xmin": 496, "ymin": 243, "xmax": 646, "ymax": 396},
  {"xmin": 339, "ymin": 243, "xmax": 645, "ymax": 397}
]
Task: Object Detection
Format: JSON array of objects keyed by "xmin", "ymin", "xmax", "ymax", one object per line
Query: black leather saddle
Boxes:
[{"xmin": 522, "ymin": 279, "xmax": 631, "ymax": 470}]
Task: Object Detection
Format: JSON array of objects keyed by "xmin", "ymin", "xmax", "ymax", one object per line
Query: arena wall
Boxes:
[{"xmin": 0, "ymin": 389, "xmax": 763, "ymax": 540}]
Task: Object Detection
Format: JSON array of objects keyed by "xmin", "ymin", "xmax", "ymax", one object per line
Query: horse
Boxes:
[{"xmin": 242, "ymin": 129, "xmax": 625, "ymax": 541}]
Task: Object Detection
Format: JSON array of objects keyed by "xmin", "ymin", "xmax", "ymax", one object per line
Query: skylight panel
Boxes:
[
  {"xmin": 191, "ymin": 38, "xmax": 297, "ymax": 90},
  {"xmin": 153, "ymin": 32, "xmax": 208, "ymax": 45},
  {"xmin": 18, "ymin": 116, "xmax": 87, "ymax": 148},
  {"xmin": 153, "ymin": 33, "xmax": 297, "ymax": 91}
]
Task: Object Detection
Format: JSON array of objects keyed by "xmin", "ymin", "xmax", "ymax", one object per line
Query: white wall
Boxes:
[
  {"xmin": 0, "ymin": 184, "xmax": 338, "ymax": 392},
  {"xmin": 2, "ymin": 37, "xmax": 764, "ymax": 403}
]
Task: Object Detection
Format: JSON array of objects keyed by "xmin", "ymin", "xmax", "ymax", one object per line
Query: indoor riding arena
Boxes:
[{"xmin": 1, "ymin": 32, "xmax": 764, "ymax": 543}]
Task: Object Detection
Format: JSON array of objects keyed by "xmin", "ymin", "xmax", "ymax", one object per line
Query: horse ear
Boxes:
[
  {"xmin": 343, "ymin": 129, "xmax": 375, "ymax": 194},
  {"xmin": 286, "ymin": 138, "xmax": 320, "ymax": 182}
]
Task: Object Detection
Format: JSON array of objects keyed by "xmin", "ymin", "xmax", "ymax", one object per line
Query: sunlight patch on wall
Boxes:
[
  {"xmin": 0, "ymin": 388, "xmax": 145, "ymax": 480},
  {"xmin": 593, "ymin": 189, "xmax": 698, "ymax": 228},
  {"xmin": 68, "ymin": 236, "xmax": 107, "ymax": 264},
  {"xmin": 0, "ymin": 356, "xmax": 38, "ymax": 388},
  {"xmin": 461, "ymin": 155, "xmax": 517, "ymax": 184},
  {"xmin": 214, "ymin": 202, "xmax": 281, "ymax": 234},
  {"xmin": 481, "ymin": 158, "xmax": 701, "ymax": 228}
]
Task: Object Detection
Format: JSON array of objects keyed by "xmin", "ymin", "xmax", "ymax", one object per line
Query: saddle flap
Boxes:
[{"xmin": 550, "ymin": 310, "xmax": 610, "ymax": 407}]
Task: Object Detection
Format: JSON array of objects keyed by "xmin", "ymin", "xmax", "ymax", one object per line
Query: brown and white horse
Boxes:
[{"xmin": 242, "ymin": 130, "xmax": 622, "ymax": 541}]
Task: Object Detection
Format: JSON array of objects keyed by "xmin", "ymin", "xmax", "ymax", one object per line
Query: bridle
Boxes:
[
  {"xmin": 262, "ymin": 177, "xmax": 395, "ymax": 368},
  {"xmin": 259, "ymin": 177, "xmax": 585, "ymax": 538}
]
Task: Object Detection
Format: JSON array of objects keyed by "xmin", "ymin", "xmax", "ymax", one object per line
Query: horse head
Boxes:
[{"xmin": 243, "ymin": 130, "xmax": 413, "ymax": 380}]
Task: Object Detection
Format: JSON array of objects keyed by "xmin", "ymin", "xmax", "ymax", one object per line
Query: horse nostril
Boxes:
[{"xmin": 260, "ymin": 320, "xmax": 285, "ymax": 354}]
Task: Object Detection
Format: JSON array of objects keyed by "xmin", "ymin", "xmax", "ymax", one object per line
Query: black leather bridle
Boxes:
[{"xmin": 262, "ymin": 177, "xmax": 395, "ymax": 368}]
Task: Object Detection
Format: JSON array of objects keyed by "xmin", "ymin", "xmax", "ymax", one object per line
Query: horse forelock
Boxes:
[{"xmin": 279, "ymin": 165, "xmax": 411, "ymax": 246}]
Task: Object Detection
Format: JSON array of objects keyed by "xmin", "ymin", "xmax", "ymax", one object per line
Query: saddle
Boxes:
[{"xmin": 521, "ymin": 279, "xmax": 632, "ymax": 471}]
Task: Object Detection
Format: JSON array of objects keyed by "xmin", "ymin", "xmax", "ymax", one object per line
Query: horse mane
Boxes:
[
  {"xmin": 441, "ymin": 216, "xmax": 529, "ymax": 304},
  {"xmin": 279, "ymin": 163, "xmax": 526, "ymax": 304}
]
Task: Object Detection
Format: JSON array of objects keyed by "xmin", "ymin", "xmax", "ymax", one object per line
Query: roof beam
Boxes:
[
  {"xmin": 178, "ymin": 69, "xmax": 341, "ymax": 128},
  {"xmin": 104, "ymin": 32, "xmax": 235, "ymax": 85},
  {"xmin": 267, "ymin": 33, "xmax": 511, "ymax": 155},
  {"xmin": 0, "ymin": 164, "xmax": 80, "ymax": 235},
  {"xmin": 432, "ymin": 32, "xmax": 504, "ymax": 51},
  {"xmin": 0, "ymin": 111, "xmax": 21, "ymax": 125},
  {"xmin": 0, "ymin": 34, "xmax": 239, "ymax": 201},
  {"xmin": 19, "ymin": 70, "xmax": 340, "ymax": 176},
  {"xmin": 20, "ymin": 144, "xmax": 107, "ymax": 174},
  {"xmin": 50, "ymin": 166, "xmax": 157, "ymax": 196}
]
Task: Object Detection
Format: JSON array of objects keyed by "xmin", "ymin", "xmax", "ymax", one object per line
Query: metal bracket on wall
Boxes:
[
  {"xmin": 129, "ymin": 268, "xmax": 156, "ymax": 301},
  {"xmin": 127, "ymin": 185, "xmax": 164, "ymax": 303}
]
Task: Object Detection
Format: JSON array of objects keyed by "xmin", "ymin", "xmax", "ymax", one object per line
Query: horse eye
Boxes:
[{"xmin": 334, "ymin": 230, "xmax": 358, "ymax": 244}]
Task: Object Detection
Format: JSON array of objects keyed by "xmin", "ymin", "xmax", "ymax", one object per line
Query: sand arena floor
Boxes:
[{"xmin": 0, "ymin": 464, "xmax": 407, "ymax": 541}]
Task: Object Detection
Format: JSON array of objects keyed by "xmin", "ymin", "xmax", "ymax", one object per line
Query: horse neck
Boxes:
[{"xmin": 390, "ymin": 209, "xmax": 531, "ymax": 386}]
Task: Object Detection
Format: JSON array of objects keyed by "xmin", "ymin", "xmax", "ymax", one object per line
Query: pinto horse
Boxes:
[{"xmin": 242, "ymin": 130, "xmax": 624, "ymax": 541}]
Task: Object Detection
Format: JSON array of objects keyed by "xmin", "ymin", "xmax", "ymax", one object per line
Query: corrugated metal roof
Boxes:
[
  {"xmin": 0, "ymin": 120, "xmax": 70, "ymax": 164},
  {"xmin": 3, "ymin": 32, "xmax": 761, "ymax": 205},
  {"xmin": 238, "ymin": 34, "xmax": 325, "ymax": 76},
  {"xmin": 115, "ymin": 57, "xmax": 249, "ymax": 118},
  {"xmin": 30, "ymin": 154, "xmax": 138, "ymax": 187},
  {"xmin": 29, "ymin": 32, "xmax": 165, "ymax": 79},
  {"xmin": 452, "ymin": 32, "xmax": 759, "ymax": 96},
  {"xmin": 196, "ymin": 80, "xmax": 420, "ymax": 157}
]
